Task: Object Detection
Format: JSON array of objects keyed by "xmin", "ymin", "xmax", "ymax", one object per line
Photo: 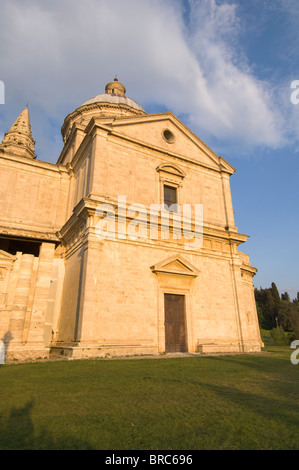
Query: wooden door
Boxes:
[{"xmin": 164, "ymin": 294, "xmax": 186, "ymax": 352}]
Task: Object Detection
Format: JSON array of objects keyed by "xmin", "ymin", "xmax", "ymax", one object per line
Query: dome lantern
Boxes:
[{"xmin": 105, "ymin": 76, "xmax": 126, "ymax": 96}]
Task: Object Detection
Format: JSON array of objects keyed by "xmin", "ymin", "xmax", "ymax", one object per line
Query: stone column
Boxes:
[
  {"xmin": 9, "ymin": 253, "xmax": 35, "ymax": 344},
  {"xmin": 26, "ymin": 242, "xmax": 55, "ymax": 347},
  {"xmin": 229, "ymin": 255, "xmax": 249, "ymax": 352}
]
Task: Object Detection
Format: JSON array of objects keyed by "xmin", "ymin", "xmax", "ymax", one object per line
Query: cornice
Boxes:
[
  {"xmin": 56, "ymin": 196, "xmax": 249, "ymax": 247},
  {"xmin": 0, "ymin": 150, "xmax": 69, "ymax": 175},
  {"xmin": 0, "ymin": 224, "xmax": 60, "ymax": 242}
]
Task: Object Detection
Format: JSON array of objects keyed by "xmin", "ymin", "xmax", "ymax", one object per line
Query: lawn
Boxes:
[{"xmin": 0, "ymin": 348, "xmax": 298, "ymax": 450}]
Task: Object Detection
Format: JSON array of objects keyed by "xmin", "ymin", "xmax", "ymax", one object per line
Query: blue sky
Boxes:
[{"xmin": 0, "ymin": 0, "xmax": 298, "ymax": 298}]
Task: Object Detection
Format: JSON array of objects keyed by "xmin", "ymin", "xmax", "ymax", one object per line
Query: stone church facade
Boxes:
[{"xmin": 0, "ymin": 78, "xmax": 263, "ymax": 361}]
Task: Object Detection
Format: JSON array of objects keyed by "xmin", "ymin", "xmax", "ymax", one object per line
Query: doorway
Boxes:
[{"xmin": 164, "ymin": 294, "xmax": 186, "ymax": 352}]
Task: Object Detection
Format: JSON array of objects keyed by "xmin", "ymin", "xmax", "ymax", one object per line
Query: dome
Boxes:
[
  {"xmin": 82, "ymin": 76, "xmax": 145, "ymax": 112},
  {"xmin": 61, "ymin": 77, "xmax": 146, "ymax": 143},
  {"xmin": 82, "ymin": 92, "xmax": 145, "ymax": 113}
]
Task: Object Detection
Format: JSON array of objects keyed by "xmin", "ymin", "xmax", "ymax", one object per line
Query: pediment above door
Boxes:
[{"xmin": 150, "ymin": 254, "xmax": 200, "ymax": 277}]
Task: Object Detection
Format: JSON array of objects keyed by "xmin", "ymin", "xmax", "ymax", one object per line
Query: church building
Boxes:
[{"xmin": 0, "ymin": 78, "xmax": 263, "ymax": 361}]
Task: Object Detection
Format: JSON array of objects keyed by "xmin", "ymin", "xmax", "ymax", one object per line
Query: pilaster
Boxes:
[{"xmin": 26, "ymin": 242, "xmax": 56, "ymax": 346}]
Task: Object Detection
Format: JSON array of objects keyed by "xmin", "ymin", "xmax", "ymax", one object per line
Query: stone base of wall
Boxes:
[
  {"xmin": 242, "ymin": 341, "xmax": 264, "ymax": 352},
  {"xmin": 4, "ymin": 344, "xmax": 50, "ymax": 363},
  {"xmin": 50, "ymin": 344, "xmax": 159, "ymax": 359},
  {"xmin": 2, "ymin": 340, "xmax": 264, "ymax": 363},
  {"xmin": 197, "ymin": 341, "xmax": 263, "ymax": 354}
]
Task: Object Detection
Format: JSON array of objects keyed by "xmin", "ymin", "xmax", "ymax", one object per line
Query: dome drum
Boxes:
[{"xmin": 61, "ymin": 78, "xmax": 146, "ymax": 142}]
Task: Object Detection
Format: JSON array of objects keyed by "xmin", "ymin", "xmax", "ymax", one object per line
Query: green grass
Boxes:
[{"xmin": 0, "ymin": 348, "xmax": 299, "ymax": 450}]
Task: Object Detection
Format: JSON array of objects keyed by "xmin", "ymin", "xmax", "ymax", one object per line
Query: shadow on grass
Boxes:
[
  {"xmin": 0, "ymin": 399, "xmax": 93, "ymax": 450},
  {"xmin": 201, "ymin": 350, "xmax": 292, "ymax": 374},
  {"xmin": 198, "ymin": 377, "xmax": 299, "ymax": 430}
]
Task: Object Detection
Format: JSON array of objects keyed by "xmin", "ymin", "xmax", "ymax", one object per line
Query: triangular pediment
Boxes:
[
  {"xmin": 150, "ymin": 254, "xmax": 200, "ymax": 277},
  {"xmin": 105, "ymin": 113, "xmax": 235, "ymax": 175},
  {"xmin": 0, "ymin": 250, "xmax": 16, "ymax": 262},
  {"xmin": 0, "ymin": 250, "xmax": 16, "ymax": 273},
  {"xmin": 156, "ymin": 163, "xmax": 186, "ymax": 178}
]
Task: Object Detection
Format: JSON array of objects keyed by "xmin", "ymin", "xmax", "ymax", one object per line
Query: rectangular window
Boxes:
[{"xmin": 164, "ymin": 185, "xmax": 177, "ymax": 210}]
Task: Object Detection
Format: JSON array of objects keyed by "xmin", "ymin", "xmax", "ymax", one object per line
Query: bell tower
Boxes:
[{"xmin": 0, "ymin": 106, "xmax": 36, "ymax": 159}]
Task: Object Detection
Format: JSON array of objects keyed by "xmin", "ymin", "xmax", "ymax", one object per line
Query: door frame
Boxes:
[
  {"xmin": 156, "ymin": 283, "xmax": 195, "ymax": 353},
  {"xmin": 164, "ymin": 293, "xmax": 187, "ymax": 352},
  {"xmin": 151, "ymin": 254, "xmax": 199, "ymax": 354}
]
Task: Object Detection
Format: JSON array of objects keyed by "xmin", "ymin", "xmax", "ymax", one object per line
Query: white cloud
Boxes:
[
  {"xmin": 177, "ymin": 0, "xmax": 286, "ymax": 147},
  {"xmin": 0, "ymin": 0, "xmax": 290, "ymax": 162}
]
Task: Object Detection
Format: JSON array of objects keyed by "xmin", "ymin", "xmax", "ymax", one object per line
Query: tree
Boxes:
[
  {"xmin": 256, "ymin": 303, "xmax": 264, "ymax": 327},
  {"xmin": 271, "ymin": 282, "xmax": 281, "ymax": 305},
  {"xmin": 281, "ymin": 292, "xmax": 290, "ymax": 302},
  {"xmin": 255, "ymin": 286, "xmax": 278, "ymax": 329},
  {"xmin": 255, "ymin": 283, "xmax": 299, "ymax": 338},
  {"xmin": 278, "ymin": 301, "xmax": 293, "ymax": 331}
]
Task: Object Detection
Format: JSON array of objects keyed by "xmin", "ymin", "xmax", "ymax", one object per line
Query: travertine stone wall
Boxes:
[
  {"xmin": 44, "ymin": 257, "xmax": 65, "ymax": 346},
  {"xmin": 57, "ymin": 246, "xmax": 85, "ymax": 343},
  {"xmin": 53, "ymin": 228, "xmax": 262, "ymax": 356},
  {"xmin": 26, "ymin": 242, "xmax": 56, "ymax": 345},
  {"xmin": 0, "ymin": 154, "xmax": 70, "ymax": 238},
  {"xmin": 9, "ymin": 253, "xmax": 35, "ymax": 343},
  {"xmin": 1, "ymin": 242, "xmax": 56, "ymax": 360},
  {"xmin": 82, "ymin": 131, "xmax": 234, "ymax": 230}
]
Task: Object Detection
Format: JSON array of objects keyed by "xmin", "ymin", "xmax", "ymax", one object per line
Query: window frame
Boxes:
[
  {"xmin": 163, "ymin": 183, "xmax": 178, "ymax": 212},
  {"xmin": 156, "ymin": 165, "xmax": 185, "ymax": 212}
]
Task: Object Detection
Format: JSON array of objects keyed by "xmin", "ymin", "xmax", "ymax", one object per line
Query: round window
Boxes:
[{"xmin": 162, "ymin": 129, "xmax": 175, "ymax": 143}]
